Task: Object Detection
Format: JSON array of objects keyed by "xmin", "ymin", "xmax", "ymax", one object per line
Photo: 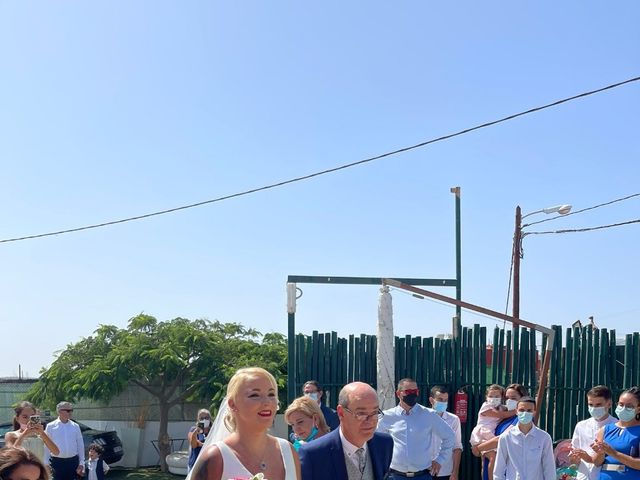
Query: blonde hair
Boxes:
[
  {"xmin": 284, "ymin": 396, "xmax": 330, "ymax": 435},
  {"xmin": 224, "ymin": 367, "xmax": 278, "ymax": 432}
]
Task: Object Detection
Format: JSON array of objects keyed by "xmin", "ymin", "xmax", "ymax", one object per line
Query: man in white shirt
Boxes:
[
  {"xmin": 377, "ymin": 378, "xmax": 456, "ymax": 479},
  {"xmin": 493, "ymin": 396, "xmax": 555, "ymax": 480},
  {"xmin": 569, "ymin": 385, "xmax": 617, "ymax": 480},
  {"xmin": 44, "ymin": 401, "xmax": 85, "ymax": 480},
  {"xmin": 429, "ymin": 385, "xmax": 463, "ymax": 480}
]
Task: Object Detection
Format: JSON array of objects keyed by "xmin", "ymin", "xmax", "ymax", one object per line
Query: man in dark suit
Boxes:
[
  {"xmin": 302, "ymin": 380, "xmax": 340, "ymax": 431},
  {"xmin": 299, "ymin": 382, "xmax": 394, "ymax": 480}
]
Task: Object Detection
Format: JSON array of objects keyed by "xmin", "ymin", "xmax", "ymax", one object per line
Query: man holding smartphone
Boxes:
[{"xmin": 44, "ymin": 401, "xmax": 85, "ymax": 480}]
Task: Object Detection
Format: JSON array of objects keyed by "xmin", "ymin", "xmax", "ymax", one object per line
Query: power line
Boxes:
[
  {"xmin": 524, "ymin": 192, "xmax": 640, "ymax": 227},
  {"xmin": 2, "ymin": 75, "xmax": 639, "ymax": 245},
  {"xmin": 526, "ymin": 218, "xmax": 640, "ymax": 236}
]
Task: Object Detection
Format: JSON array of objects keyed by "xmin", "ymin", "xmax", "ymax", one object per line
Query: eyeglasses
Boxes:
[
  {"xmin": 60, "ymin": 409, "xmax": 73, "ymax": 412},
  {"xmin": 342, "ymin": 407, "xmax": 383, "ymax": 422}
]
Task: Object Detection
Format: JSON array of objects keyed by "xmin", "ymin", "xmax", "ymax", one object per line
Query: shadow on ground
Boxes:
[{"xmin": 108, "ymin": 467, "xmax": 181, "ymax": 480}]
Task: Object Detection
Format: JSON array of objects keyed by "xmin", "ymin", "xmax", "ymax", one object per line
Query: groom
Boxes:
[{"xmin": 299, "ymin": 382, "xmax": 393, "ymax": 480}]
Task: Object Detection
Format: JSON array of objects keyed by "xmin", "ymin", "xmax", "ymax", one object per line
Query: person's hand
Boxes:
[
  {"xmin": 569, "ymin": 448, "xmax": 590, "ymax": 463},
  {"xmin": 31, "ymin": 423, "xmax": 45, "ymax": 434},
  {"xmin": 450, "ymin": 473, "xmax": 458, "ymax": 480},
  {"xmin": 471, "ymin": 445, "xmax": 481, "ymax": 457},
  {"xmin": 591, "ymin": 440, "xmax": 612, "ymax": 455},
  {"xmin": 430, "ymin": 461, "xmax": 441, "ymax": 477},
  {"xmin": 76, "ymin": 465, "xmax": 84, "ymax": 476}
]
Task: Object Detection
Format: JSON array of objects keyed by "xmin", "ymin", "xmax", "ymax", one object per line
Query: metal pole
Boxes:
[
  {"xmin": 286, "ymin": 283, "xmax": 297, "ymax": 406},
  {"xmin": 384, "ymin": 278, "xmax": 555, "ymax": 423},
  {"xmin": 451, "ymin": 187, "xmax": 462, "ymax": 321}
]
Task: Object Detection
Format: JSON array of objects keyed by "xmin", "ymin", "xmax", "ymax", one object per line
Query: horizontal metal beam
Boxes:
[{"xmin": 287, "ymin": 275, "xmax": 458, "ymax": 287}]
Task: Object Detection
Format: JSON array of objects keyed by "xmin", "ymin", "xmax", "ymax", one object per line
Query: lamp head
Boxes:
[{"xmin": 542, "ymin": 204, "xmax": 572, "ymax": 215}]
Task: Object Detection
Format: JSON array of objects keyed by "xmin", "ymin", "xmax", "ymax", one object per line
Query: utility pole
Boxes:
[{"xmin": 512, "ymin": 206, "xmax": 522, "ymax": 320}]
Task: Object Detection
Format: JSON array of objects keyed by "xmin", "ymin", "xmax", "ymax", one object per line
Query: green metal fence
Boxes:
[{"xmin": 293, "ymin": 323, "xmax": 639, "ymax": 480}]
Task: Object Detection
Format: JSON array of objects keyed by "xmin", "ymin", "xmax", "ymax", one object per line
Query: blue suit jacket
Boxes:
[
  {"xmin": 321, "ymin": 403, "xmax": 340, "ymax": 431},
  {"xmin": 299, "ymin": 429, "xmax": 394, "ymax": 480}
]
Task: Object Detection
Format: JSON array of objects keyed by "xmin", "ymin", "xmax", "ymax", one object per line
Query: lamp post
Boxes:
[{"xmin": 512, "ymin": 203, "xmax": 572, "ymax": 320}]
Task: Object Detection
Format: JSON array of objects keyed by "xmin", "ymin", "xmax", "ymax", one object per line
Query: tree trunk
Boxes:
[{"xmin": 157, "ymin": 400, "xmax": 171, "ymax": 472}]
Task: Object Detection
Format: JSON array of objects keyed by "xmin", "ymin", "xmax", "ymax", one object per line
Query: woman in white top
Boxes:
[
  {"xmin": 4, "ymin": 401, "xmax": 60, "ymax": 462},
  {"xmin": 192, "ymin": 367, "xmax": 300, "ymax": 480}
]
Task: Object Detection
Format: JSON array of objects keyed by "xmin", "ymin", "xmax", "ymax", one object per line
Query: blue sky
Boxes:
[{"xmin": 1, "ymin": 1, "xmax": 638, "ymax": 378}]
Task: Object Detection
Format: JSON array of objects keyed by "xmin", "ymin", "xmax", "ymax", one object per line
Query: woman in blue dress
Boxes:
[
  {"xmin": 471, "ymin": 383, "xmax": 528, "ymax": 480},
  {"xmin": 187, "ymin": 408, "xmax": 212, "ymax": 473},
  {"xmin": 593, "ymin": 386, "xmax": 640, "ymax": 479}
]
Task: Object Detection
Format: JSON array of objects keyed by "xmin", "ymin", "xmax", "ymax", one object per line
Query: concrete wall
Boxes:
[{"xmin": 85, "ymin": 414, "xmax": 289, "ymax": 468}]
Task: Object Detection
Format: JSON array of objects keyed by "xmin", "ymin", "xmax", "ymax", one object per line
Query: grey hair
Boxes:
[{"xmin": 338, "ymin": 386, "xmax": 351, "ymax": 408}]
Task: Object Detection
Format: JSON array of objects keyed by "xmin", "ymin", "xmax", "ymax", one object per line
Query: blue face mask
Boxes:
[
  {"xmin": 588, "ymin": 406, "xmax": 607, "ymax": 420},
  {"xmin": 517, "ymin": 411, "xmax": 534, "ymax": 425},
  {"xmin": 293, "ymin": 426, "xmax": 319, "ymax": 451},
  {"xmin": 433, "ymin": 401, "xmax": 448, "ymax": 413},
  {"xmin": 305, "ymin": 392, "xmax": 319, "ymax": 402},
  {"xmin": 616, "ymin": 405, "xmax": 637, "ymax": 422}
]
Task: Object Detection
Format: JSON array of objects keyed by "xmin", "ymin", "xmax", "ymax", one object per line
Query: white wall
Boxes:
[{"xmin": 85, "ymin": 414, "xmax": 289, "ymax": 468}]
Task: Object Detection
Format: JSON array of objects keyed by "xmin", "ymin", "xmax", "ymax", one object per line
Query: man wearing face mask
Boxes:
[
  {"xmin": 428, "ymin": 386, "xmax": 462, "ymax": 480},
  {"xmin": 377, "ymin": 378, "xmax": 455, "ymax": 479},
  {"xmin": 493, "ymin": 397, "xmax": 555, "ymax": 480},
  {"xmin": 303, "ymin": 380, "xmax": 340, "ymax": 431},
  {"xmin": 187, "ymin": 408, "xmax": 212, "ymax": 473},
  {"xmin": 569, "ymin": 385, "xmax": 617, "ymax": 480}
]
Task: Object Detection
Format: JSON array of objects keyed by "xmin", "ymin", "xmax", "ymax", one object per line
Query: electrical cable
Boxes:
[
  {"xmin": 525, "ymin": 218, "xmax": 640, "ymax": 236},
  {"xmin": 524, "ymin": 192, "xmax": 640, "ymax": 227},
  {"xmin": 1, "ymin": 75, "xmax": 639, "ymax": 245}
]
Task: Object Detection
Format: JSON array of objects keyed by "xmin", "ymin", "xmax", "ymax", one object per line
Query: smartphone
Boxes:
[
  {"xmin": 197, "ymin": 421, "xmax": 205, "ymax": 430},
  {"xmin": 29, "ymin": 415, "xmax": 41, "ymax": 424}
]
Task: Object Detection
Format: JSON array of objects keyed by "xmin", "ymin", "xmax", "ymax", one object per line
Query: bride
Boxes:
[{"xmin": 190, "ymin": 367, "xmax": 300, "ymax": 480}]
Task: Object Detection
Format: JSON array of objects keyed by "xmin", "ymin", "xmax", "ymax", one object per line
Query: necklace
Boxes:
[{"xmin": 232, "ymin": 438, "xmax": 270, "ymax": 473}]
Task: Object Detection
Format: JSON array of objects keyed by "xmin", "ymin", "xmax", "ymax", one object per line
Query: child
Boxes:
[
  {"xmin": 470, "ymin": 385, "xmax": 516, "ymax": 479},
  {"xmin": 84, "ymin": 443, "xmax": 110, "ymax": 480}
]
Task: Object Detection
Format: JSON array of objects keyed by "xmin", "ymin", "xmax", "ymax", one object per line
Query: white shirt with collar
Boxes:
[
  {"xmin": 429, "ymin": 409, "xmax": 463, "ymax": 477},
  {"xmin": 377, "ymin": 403, "xmax": 455, "ymax": 473},
  {"xmin": 493, "ymin": 423, "xmax": 556, "ymax": 480},
  {"xmin": 339, "ymin": 427, "xmax": 368, "ymax": 470},
  {"xmin": 571, "ymin": 414, "xmax": 618, "ymax": 480},
  {"xmin": 86, "ymin": 458, "xmax": 110, "ymax": 480},
  {"xmin": 44, "ymin": 418, "xmax": 85, "ymax": 465}
]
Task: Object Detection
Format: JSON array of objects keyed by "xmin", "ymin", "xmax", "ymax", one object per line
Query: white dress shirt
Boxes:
[
  {"xmin": 339, "ymin": 427, "xmax": 368, "ymax": 470},
  {"xmin": 86, "ymin": 458, "xmax": 110, "ymax": 480},
  {"xmin": 429, "ymin": 410, "xmax": 463, "ymax": 476},
  {"xmin": 571, "ymin": 415, "xmax": 617, "ymax": 480},
  {"xmin": 493, "ymin": 423, "xmax": 556, "ymax": 480},
  {"xmin": 377, "ymin": 403, "xmax": 455, "ymax": 472},
  {"xmin": 44, "ymin": 418, "xmax": 85, "ymax": 465}
]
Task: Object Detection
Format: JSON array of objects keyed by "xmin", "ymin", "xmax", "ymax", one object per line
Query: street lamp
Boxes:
[{"xmin": 512, "ymin": 203, "xmax": 572, "ymax": 319}]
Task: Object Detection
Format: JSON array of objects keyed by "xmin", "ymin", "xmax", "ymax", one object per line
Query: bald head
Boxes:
[
  {"xmin": 338, "ymin": 382, "xmax": 377, "ymax": 408},
  {"xmin": 337, "ymin": 382, "xmax": 380, "ymax": 447}
]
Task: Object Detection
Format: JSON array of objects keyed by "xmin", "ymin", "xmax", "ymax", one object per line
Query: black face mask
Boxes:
[{"xmin": 402, "ymin": 393, "xmax": 418, "ymax": 407}]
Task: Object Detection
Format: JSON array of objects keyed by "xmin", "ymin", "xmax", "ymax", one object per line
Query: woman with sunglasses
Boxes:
[{"xmin": 4, "ymin": 401, "xmax": 59, "ymax": 462}]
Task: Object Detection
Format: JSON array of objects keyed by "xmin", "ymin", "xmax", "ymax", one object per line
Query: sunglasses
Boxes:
[{"xmin": 401, "ymin": 389, "xmax": 419, "ymax": 396}]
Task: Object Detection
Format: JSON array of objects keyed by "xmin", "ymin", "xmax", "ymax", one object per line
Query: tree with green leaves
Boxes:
[{"xmin": 27, "ymin": 314, "xmax": 288, "ymax": 471}]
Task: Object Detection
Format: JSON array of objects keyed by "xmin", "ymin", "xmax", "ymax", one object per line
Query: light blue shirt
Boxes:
[{"xmin": 377, "ymin": 403, "xmax": 455, "ymax": 472}]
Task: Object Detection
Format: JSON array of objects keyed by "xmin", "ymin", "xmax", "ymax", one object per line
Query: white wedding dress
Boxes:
[
  {"xmin": 216, "ymin": 438, "xmax": 296, "ymax": 479},
  {"xmin": 186, "ymin": 397, "xmax": 296, "ymax": 480}
]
